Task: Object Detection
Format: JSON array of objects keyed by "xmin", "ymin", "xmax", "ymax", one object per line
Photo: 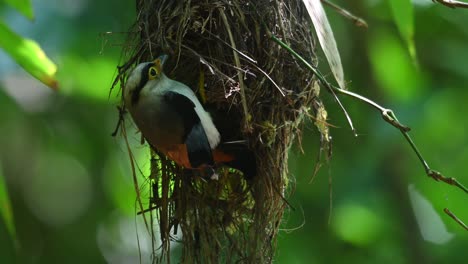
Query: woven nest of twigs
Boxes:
[{"xmin": 116, "ymin": 0, "xmax": 325, "ymax": 263}]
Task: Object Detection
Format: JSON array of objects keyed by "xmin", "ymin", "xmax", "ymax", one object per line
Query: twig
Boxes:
[
  {"xmin": 219, "ymin": 8, "xmax": 251, "ymax": 131},
  {"xmin": 444, "ymin": 208, "xmax": 468, "ymax": 230},
  {"xmin": 433, "ymin": 0, "xmax": 468, "ymax": 8},
  {"xmin": 271, "ymin": 34, "xmax": 468, "ymax": 195},
  {"xmin": 203, "ymin": 29, "xmax": 257, "ymax": 64},
  {"xmin": 110, "ymin": 43, "xmax": 145, "ymax": 96},
  {"xmin": 120, "ymin": 118, "xmax": 152, "ymax": 235},
  {"xmin": 138, "ymin": 205, "xmax": 158, "ymax": 215},
  {"xmin": 321, "ymin": 0, "xmax": 368, "ymax": 28},
  {"xmin": 270, "ymin": 35, "xmax": 358, "ymax": 137},
  {"xmin": 200, "ymin": 30, "xmax": 287, "ymax": 96},
  {"xmin": 111, "ymin": 106, "xmax": 126, "ymax": 137}
]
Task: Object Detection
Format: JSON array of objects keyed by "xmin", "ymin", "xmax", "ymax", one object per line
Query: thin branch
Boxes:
[
  {"xmin": 219, "ymin": 8, "xmax": 251, "ymax": 131},
  {"xmin": 111, "ymin": 106, "xmax": 126, "ymax": 137},
  {"xmin": 333, "ymin": 89, "xmax": 410, "ymax": 132},
  {"xmin": 120, "ymin": 118, "xmax": 152, "ymax": 234},
  {"xmin": 270, "ymin": 35, "xmax": 358, "ymax": 136},
  {"xmin": 321, "ymin": 0, "xmax": 368, "ymax": 28},
  {"xmin": 444, "ymin": 208, "xmax": 468, "ymax": 230},
  {"xmin": 433, "ymin": 0, "xmax": 468, "ymax": 8},
  {"xmin": 203, "ymin": 29, "xmax": 257, "ymax": 64},
  {"xmin": 202, "ymin": 29, "xmax": 287, "ymax": 96},
  {"xmin": 271, "ymin": 34, "xmax": 468, "ymax": 195}
]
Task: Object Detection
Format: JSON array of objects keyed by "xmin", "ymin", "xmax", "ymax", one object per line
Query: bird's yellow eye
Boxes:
[{"xmin": 148, "ymin": 66, "xmax": 159, "ymax": 79}]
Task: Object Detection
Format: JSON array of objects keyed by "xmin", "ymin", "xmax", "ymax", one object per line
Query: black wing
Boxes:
[{"xmin": 162, "ymin": 91, "xmax": 214, "ymax": 168}]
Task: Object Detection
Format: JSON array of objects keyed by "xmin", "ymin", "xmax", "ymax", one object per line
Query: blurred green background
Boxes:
[{"xmin": 1, "ymin": 0, "xmax": 467, "ymax": 263}]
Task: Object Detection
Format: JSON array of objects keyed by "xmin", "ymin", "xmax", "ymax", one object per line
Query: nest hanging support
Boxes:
[{"xmin": 118, "ymin": 0, "xmax": 323, "ymax": 262}]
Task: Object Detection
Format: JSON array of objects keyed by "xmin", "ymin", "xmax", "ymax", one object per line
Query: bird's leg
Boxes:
[{"xmin": 202, "ymin": 166, "xmax": 219, "ymax": 180}]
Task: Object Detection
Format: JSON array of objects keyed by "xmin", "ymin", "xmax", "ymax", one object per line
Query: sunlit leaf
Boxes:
[
  {"xmin": 408, "ymin": 184, "xmax": 454, "ymax": 244},
  {"xmin": 0, "ymin": 165, "xmax": 16, "ymax": 244},
  {"xmin": 389, "ymin": 0, "xmax": 417, "ymax": 62},
  {"xmin": 58, "ymin": 56, "xmax": 118, "ymax": 101},
  {"xmin": 103, "ymin": 148, "xmax": 151, "ymax": 216},
  {"xmin": 332, "ymin": 203, "xmax": 383, "ymax": 246},
  {"xmin": 3, "ymin": 0, "xmax": 34, "ymax": 20},
  {"xmin": 0, "ymin": 21, "xmax": 58, "ymax": 90},
  {"xmin": 302, "ymin": 0, "xmax": 346, "ymax": 89},
  {"xmin": 368, "ymin": 31, "xmax": 424, "ymax": 102}
]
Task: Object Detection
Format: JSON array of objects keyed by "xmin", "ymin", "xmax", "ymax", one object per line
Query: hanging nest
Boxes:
[{"xmin": 116, "ymin": 0, "xmax": 325, "ymax": 263}]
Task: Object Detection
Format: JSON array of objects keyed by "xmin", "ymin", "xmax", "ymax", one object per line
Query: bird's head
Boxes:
[{"xmin": 124, "ymin": 54, "xmax": 168, "ymax": 106}]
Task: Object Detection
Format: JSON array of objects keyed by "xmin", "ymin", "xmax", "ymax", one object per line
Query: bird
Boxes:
[{"xmin": 123, "ymin": 54, "xmax": 256, "ymax": 179}]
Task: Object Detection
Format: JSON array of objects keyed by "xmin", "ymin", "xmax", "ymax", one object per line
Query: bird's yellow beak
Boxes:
[
  {"xmin": 153, "ymin": 54, "xmax": 168, "ymax": 75},
  {"xmin": 154, "ymin": 54, "xmax": 168, "ymax": 65}
]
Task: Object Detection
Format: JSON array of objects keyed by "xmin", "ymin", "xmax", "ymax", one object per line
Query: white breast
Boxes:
[{"xmin": 138, "ymin": 74, "xmax": 221, "ymax": 149}]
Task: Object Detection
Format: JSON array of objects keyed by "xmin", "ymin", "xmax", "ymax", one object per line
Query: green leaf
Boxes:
[
  {"xmin": 0, "ymin": 21, "xmax": 58, "ymax": 90},
  {"xmin": 0, "ymin": 164, "xmax": 16, "ymax": 245},
  {"xmin": 389, "ymin": 0, "xmax": 417, "ymax": 62},
  {"xmin": 58, "ymin": 55, "xmax": 118, "ymax": 101},
  {"xmin": 368, "ymin": 31, "xmax": 424, "ymax": 102},
  {"xmin": 332, "ymin": 203, "xmax": 383, "ymax": 247},
  {"xmin": 302, "ymin": 0, "xmax": 346, "ymax": 89},
  {"xmin": 3, "ymin": 0, "xmax": 34, "ymax": 20},
  {"xmin": 408, "ymin": 184, "xmax": 454, "ymax": 244}
]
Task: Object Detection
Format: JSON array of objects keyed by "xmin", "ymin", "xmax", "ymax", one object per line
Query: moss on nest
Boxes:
[{"xmin": 115, "ymin": 0, "xmax": 323, "ymax": 263}]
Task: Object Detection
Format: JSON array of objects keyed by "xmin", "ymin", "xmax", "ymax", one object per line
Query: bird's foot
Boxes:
[
  {"xmin": 203, "ymin": 167, "xmax": 219, "ymax": 180},
  {"xmin": 210, "ymin": 172, "xmax": 219, "ymax": 181}
]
